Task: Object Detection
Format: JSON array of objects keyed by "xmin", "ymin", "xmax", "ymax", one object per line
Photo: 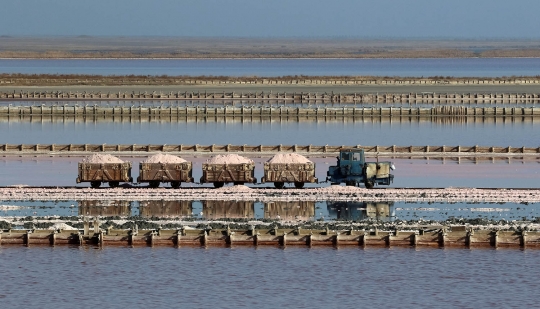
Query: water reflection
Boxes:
[
  {"xmin": 3, "ymin": 199, "xmax": 536, "ymax": 222},
  {"xmin": 202, "ymin": 200, "xmax": 254, "ymax": 219},
  {"xmin": 78, "ymin": 200, "xmax": 131, "ymax": 216},
  {"xmin": 1, "ymin": 114, "xmax": 537, "ymax": 147},
  {"xmin": 264, "ymin": 201, "xmax": 315, "ymax": 221},
  {"xmin": 326, "ymin": 201, "xmax": 395, "ymax": 221},
  {"xmin": 139, "ymin": 200, "xmax": 192, "ymax": 218}
]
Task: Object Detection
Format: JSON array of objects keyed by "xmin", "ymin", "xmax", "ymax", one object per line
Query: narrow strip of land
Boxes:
[{"xmin": 1, "ymin": 187, "xmax": 539, "ymax": 203}]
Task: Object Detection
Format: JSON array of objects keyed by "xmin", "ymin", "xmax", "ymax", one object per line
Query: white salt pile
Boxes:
[
  {"xmin": 48, "ymin": 223, "xmax": 77, "ymax": 230},
  {"xmin": 142, "ymin": 153, "xmax": 187, "ymax": 163},
  {"xmin": 267, "ymin": 153, "xmax": 312, "ymax": 164},
  {"xmin": 206, "ymin": 154, "xmax": 253, "ymax": 164},
  {"xmin": 81, "ymin": 154, "xmax": 124, "ymax": 163},
  {"xmin": 0, "ymin": 205, "xmax": 25, "ymax": 210},
  {"xmin": 215, "ymin": 185, "xmax": 252, "ymax": 192}
]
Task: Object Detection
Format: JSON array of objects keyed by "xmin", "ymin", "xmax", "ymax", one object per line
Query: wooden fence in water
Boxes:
[
  {"xmin": 1, "ymin": 105, "xmax": 540, "ymax": 117},
  {"xmin": 1, "ymin": 91, "xmax": 540, "ymax": 104},
  {"xmin": 1, "ymin": 226, "xmax": 539, "ymax": 248},
  {"xmin": 1, "ymin": 144, "xmax": 539, "ymax": 155}
]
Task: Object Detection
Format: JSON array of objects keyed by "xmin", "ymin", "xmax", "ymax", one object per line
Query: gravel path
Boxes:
[{"xmin": 0, "ymin": 187, "xmax": 538, "ymax": 203}]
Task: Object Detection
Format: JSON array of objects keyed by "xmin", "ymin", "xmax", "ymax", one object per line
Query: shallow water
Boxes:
[
  {"xmin": 1, "ymin": 199, "xmax": 537, "ymax": 223},
  {"xmin": 3, "ymin": 58, "xmax": 540, "ymax": 77},
  {"xmin": 0, "ymin": 116, "xmax": 538, "ymax": 146},
  {"xmin": 0, "ymin": 246, "xmax": 538, "ymax": 309}
]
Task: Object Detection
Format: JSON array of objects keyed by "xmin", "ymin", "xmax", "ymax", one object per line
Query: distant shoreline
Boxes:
[
  {"xmin": 2, "ymin": 54, "xmax": 540, "ymax": 60},
  {"xmin": 2, "ymin": 37, "xmax": 540, "ymax": 59}
]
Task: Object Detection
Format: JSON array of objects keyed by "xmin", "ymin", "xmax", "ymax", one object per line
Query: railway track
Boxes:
[
  {"xmin": 1, "ymin": 185, "xmax": 539, "ymax": 190},
  {"xmin": 1, "ymin": 186, "xmax": 538, "ymax": 203}
]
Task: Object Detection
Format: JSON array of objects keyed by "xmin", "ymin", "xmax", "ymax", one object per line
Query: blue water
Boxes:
[
  {"xmin": 2, "ymin": 58, "xmax": 540, "ymax": 77},
  {"xmin": 0, "ymin": 116, "xmax": 538, "ymax": 146},
  {"xmin": 0, "ymin": 246, "xmax": 538, "ymax": 309},
  {"xmin": 1, "ymin": 200, "xmax": 537, "ymax": 223}
]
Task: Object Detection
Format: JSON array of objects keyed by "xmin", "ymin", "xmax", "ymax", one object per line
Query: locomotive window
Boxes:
[
  {"xmin": 342, "ymin": 153, "xmax": 351, "ymax": 160},
  {"xmin": 353, "ymin": 153, "xmax": 361, "ymax": 161}
]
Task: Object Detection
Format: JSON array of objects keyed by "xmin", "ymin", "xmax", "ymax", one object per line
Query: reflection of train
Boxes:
[
  {"xmin": 202, "ymin": 200, "xmax": 255, "ymax": 219},
  {"xmin": 77, "ymin": 149, "xmax": 394, "ymax": 189},
  {"xmin": 139, "ymin": 200, "xmax": 192, "ymax": 218},
  {"xmin": 78, "ymin": 200, "xmax": 131, "ymax": 216},
  {"xmin": 326, "ymin": 201, "xmax": 394, "ymax": 221},
  {"xmin": 264, "ymin": 201, "xmax": 315, "ymax": 221}
]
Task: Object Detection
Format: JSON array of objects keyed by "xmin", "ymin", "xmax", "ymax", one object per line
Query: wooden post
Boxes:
[
  {"xmin": 439, "ymin": 227, "xmax": 447, "ymax": 247},
  {"xmin": 493, "ymin": 230, "xmax": 499, "ymax": 248},
  {"xmin": 83, "ymin": 219, "xmax": 89, "ymax": 237},
  {"xmin": 50, "ymin": 231, "xmax": 56, "ymax": 246},
  {"xmin": 25, "ymin": 230, "xmax": 31, "ymax": 246}
]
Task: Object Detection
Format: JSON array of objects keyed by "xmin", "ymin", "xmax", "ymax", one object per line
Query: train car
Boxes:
[
  {"xmin": 200, "ymin": 163, "xmax": 257, "ymax": 188},
  {"xmin": 77, "ymin": 162, "xmax": 132, "ymax": 188},
  {"xmin": 261, "ymin": 162, "xmax": 318, "ymax": 188},
  {"xmin": 137, "ymin": 162, "xmax": 193, "ymax": 188}
]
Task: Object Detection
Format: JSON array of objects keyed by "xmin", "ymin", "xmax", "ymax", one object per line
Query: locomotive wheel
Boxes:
[
  {"xmin": 294, "ymin": 182, "xmax": 305, "ymax": 189},
  {"xmin": 109, "ymin": 181, "xmax": 120, "ymax": 188},
  {"xmin": 90, "ymin": 181, "xmax": 101, "ymax": 188},
  {"xmin": 364, "ymin": 180, "xmax": 374, "ymax": 189},
  {"xmin": 149, "ymin": 181, "xmax": 160, "ymax": 188},
  {"xmin": 345, "ymin": 181, "xmax": 356, "ymax": 186},
  {"xmin": 170, "ymin": 181, "xmax": 181, "ymax": 189},
  {"xmin": 233, "ymin": 182, "xmax": 244, "ymax": 186},
  {"xmin": 214, "ymin": 182, "xmax": 224, "ymax": 188},
  {"xmin": 274, "ymin": 182, "xmax": 285, "ymax": 189}
]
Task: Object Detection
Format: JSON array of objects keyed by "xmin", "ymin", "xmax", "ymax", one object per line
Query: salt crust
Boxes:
[
  {"xmin": 81, "ymin": 154, "xmax": 124, "ymax": 163},
  {"xmin": 142, "ymin": 153, "xmax": 187, "ymax": 163},
  {"xmin": 206, "ymin": 154, "xmax": 253, "ymax": 164},
  {"xmin": 48, "ymin": 222, "xmax": 77, "ymax": 230},
  {"xmin": 214, "ymin": 185, "xmax": 252, "ymax": 192},
  {"xmin": 267, "ymin": 153, "xmax": 312, "ymax": 164}
]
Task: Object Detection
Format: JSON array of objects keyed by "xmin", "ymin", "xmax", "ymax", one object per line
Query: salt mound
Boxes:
[
  {"xmin": 81, "ymin": 154, "xmax": 124, "ymax": 164},
  {"xmin": 48, "ymin": 223, "xmax": 77, "ymax": 230},
  {"xmin": 142, "ymin": 153, "xmax": 187, "ymax": 163},
  {"xmin": 206, "ymin": 154, "xmax": 253, "ymax": 164},
  {"xmin": 215, "ymin": 185, "xmax": 252, "ymax": 192},
  {"xmin": 319, "ymin": 185, "xmax": 361, "ymax": 192},
  {"xmin": 267, "ymin": 153, "xmax": 312, "ymax": 164}
]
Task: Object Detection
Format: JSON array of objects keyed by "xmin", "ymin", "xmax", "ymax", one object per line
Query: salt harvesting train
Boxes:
[{"xmin": 76, "ymin": 149, "xmax": 394, "ymax": 189}]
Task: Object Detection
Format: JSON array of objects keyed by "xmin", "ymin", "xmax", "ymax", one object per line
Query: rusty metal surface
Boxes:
[
  {"xmin": 365, "ymin": 162, "xmax": 391, "ymax": 179},
  {"xmin": 200, "ymin": 163, "xmax": 256, "ymax": 183},
  {"xmin": 77, "ymin": 162, "xmax": 132, "ymax": 183},
  {"xmin": 137, "ymin": 162, "xmax": 193, "ymax": 183},
  {"xmin": 261, "ymin": 163, "xmax": 318, "ymax": 183}
]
